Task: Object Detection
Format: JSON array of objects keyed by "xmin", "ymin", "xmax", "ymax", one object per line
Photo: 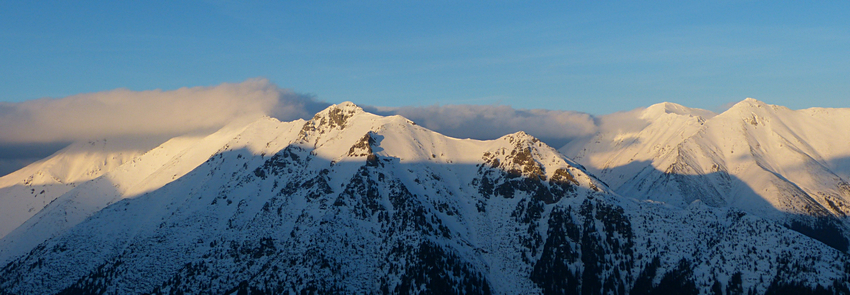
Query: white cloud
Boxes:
[
  {"xmin": 0, "ymin": 79, "xmax": 607, "ymax": 176},
  {"xmin": 0, "ymin": 78, "xmax": 328, "ymax": 176},
  {"xmin": 0, "ymin": 78, "xmax": 601, "ymax": 148},
  {"xmin": 0, "ymin": 78, "xmax": 327, "ymax": 144}
]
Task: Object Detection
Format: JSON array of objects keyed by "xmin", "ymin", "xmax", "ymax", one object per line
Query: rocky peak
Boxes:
[
  {"xmin": 483, "ymin": 132, "xmax": 551, "ymax": 180},
  {"xmin": 311, "ymin": 101, "xmax": 364, "ymax": 129},
  {"xmin": 298, "ymin": 101, "xmax": 365, "ymax": 142},
  {"xmin": 500, "ymin": 131, "xmax": 539, "ymax": 146}
]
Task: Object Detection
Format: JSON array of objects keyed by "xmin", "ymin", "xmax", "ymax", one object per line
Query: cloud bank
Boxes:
[
  {"xmin": 0, "ymin": 78, "xmax": 328, "ymax": 176},
  {"xmin": 0, "ymin": 78, "xmax": 326, "ymax": 144},
  {"xmin": 0, "ymin": 78, "xmax": 603, "ymax": 176}
]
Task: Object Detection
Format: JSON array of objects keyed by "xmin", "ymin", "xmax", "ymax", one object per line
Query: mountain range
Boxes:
[{"xmin": 1, "ymin": 100, "xmax": 849, "ymax": 294}]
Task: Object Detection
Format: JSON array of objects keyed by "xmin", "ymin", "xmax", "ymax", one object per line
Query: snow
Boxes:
[
  {"xmin": 1, "ymin": 100, "xmax": 849, "ymax": 294},
  {"xmin": 0, "ymin": 137, "xmax": 168, "ymax": 239},
  {"xmin": 562, "ymin": 98, "xmax": 850, "ymax": 223}
]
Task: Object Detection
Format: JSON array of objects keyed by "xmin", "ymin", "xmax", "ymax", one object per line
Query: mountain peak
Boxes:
[
  {"xmin": 498, "ymin": 131, "xmax": 544, "ymax": 147},
  {"xmin": 716, "ymin": 98, "xmax": 778, "ymax": 126},
  {"xmin": 298, "ymin": 102, "xmax": 366, "ymax": 140},
  {"xmin": 726, "ymin": 97, "xmax": 768, "ymax": 111},
  {"xmin": 327, "ymin": 101, "xmax": 363, "ymax": 112},
  {"xmin": 312, "ymin": 101, "xmax": 364, "ymax": 124},
  {"xmin": 505, "ymin": 130, "xmax": 533, "ymax": 139}
]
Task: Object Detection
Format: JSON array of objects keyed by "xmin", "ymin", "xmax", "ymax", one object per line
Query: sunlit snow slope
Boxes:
[
  {"xmin": 0, "ymin": 138, "xmax": 169, "ymax": 239},
  {"xmin": 562, "ymin": 98, "xmax": 850, "ymax": 251}
]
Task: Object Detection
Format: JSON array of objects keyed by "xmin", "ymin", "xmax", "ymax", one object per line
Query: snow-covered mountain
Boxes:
[
  {"xmin": 1, "ymin": 102, "xmax": 849, "ymax": 294},
  {"xmin": 0, "ymin": 137, "xmax": 168, "ymax": 240},
  {"xmin": 562, "ymin": 98, "xmax": 850, "ymax": 252}
]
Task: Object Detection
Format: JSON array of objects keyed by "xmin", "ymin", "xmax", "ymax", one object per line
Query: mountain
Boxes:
[
  {"xmin": 0, "ymin": 119, "xmax": 282, "ymax": 264},
  {"xmin": 561, "ymin": 98, "xmax": 850, "ymax": 252},
  {"xmin": 0, "ymin": 137, "xmax": 168, "ymax": 240},
  {"xmin": 1, "ymin": 102, "xmax": 849, "ymax": 294}
]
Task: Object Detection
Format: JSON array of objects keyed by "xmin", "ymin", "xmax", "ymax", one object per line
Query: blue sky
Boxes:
[{"xmin": 2, "ymin": 1, "xmax": 849, "ymax": 115}]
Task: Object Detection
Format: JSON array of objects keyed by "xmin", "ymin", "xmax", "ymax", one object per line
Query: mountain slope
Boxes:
[
  {"xmin": 1, "ymin": 102, "xmax": 848, "ymax": 294},
  {"xmin": 562, "ymin": 98, "xmax": 850, "ymax": 251},
  {"xmin": 0, "ymin": 137, "xmax": 169, "ymax": 239},
  {"xmin": 0, "ymin": 118, "xmax": 297, "ymax": 265}
]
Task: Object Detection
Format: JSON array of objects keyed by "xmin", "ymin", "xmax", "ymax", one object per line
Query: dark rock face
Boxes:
[
  {"xmin": 786, "ymin": 217, "xmax": 849, "ymax": 252},
  {"xmin": 347, "ymin": 132, "xmax": 376, "ymax": 157},
  {"xmin": 253, "ymin": 146, "xmax": 306, "ymax": 180},
  {"xmin": 394, "ymin": 241, "xmax": 492, "ymax": 295},
  {"xmin": 477, "ymin": 138, "xmax": 581, "ymax": 205}
]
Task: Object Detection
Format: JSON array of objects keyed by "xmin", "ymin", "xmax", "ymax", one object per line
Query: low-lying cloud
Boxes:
[
  {"xmin": 0, "ymin": 78, "xmax": 328, "ymax": 176},
  {"xmin": 0, "ymin": 78, "xmax": 326, "ymax": 144},
  {"xmin": 373, "ymin": 105, "xmax": 598, "ymax": 148},
  {"xmin": 1, "ymin": 78, "xmax": 604, "ymax": 177}
]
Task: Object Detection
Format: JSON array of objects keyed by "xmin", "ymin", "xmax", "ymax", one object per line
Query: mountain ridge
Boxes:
[
  {"xmin": 1, "ymin": 100, "xmax": 849, "ymax": 294},
  {"xmin": 561, "ymin": 98, "xmax": 850, "ymax": 252}
]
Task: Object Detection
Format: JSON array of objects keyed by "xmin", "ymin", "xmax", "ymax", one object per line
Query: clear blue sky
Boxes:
[{"xmin": 2, "ymin": 1, "xmax": 849, "ymax": 115}]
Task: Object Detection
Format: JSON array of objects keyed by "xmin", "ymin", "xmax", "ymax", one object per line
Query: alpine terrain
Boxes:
[
  {"xmin": 1, "ymin": 101, "xmax": 849, "ymax": 294},
  {"xmin": 562, "ymin": 98, "xmax": 850, "ymax": 253}
]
